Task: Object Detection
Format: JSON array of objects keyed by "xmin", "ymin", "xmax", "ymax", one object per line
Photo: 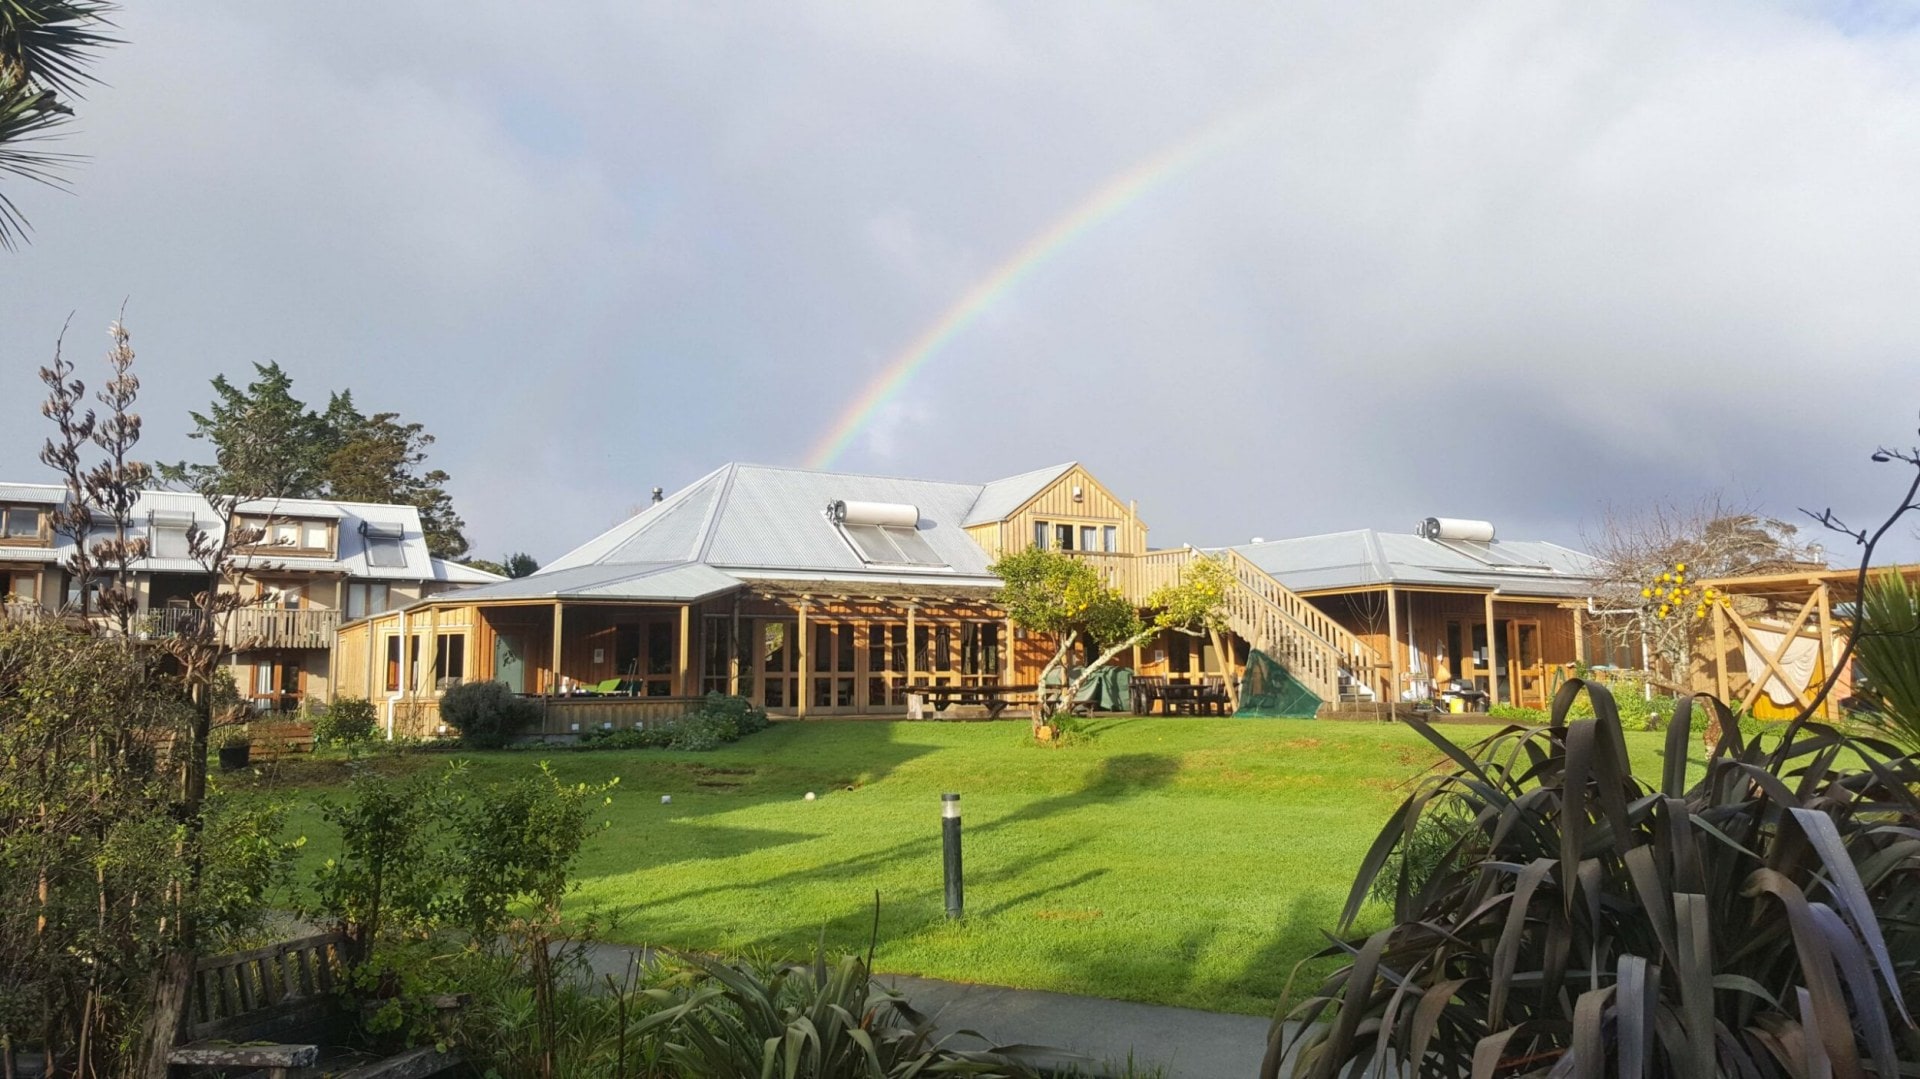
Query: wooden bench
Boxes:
[
  {"xmin": 250, "ymin": 721, "xmax": 315, "ymax": 760},
  {"xmin": 169, "ymin": 932, "xmax": 344, "ymax": 1078},
  {"xmin": 907, "ymin": 684, "xmax": 1038, "ymax": 719},
  {"xmin": 169, "ymin": 932, "xmax": 461, "ymax": 1079}
]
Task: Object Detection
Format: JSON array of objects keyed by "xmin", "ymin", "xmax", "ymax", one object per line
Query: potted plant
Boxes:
[{"xmin": 215, "ymin": 724, "xmax": 252, "ymax": 770}]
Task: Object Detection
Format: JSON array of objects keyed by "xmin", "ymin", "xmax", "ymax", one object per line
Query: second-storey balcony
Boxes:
[{"xmin": 139, "ymin": 606, "xmax": 341, "ymax": 650}]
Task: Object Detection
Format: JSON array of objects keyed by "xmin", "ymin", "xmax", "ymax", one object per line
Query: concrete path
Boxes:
[{"xmin": 577, "ymin": 942, "xmax": 1277, "ymax": 1078}]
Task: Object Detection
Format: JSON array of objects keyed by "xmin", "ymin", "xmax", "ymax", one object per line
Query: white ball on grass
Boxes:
[
  {"xmin": 805, "ymin": 791, "xmax": 816, "ymax": 801},
  {"xmin": 661, "ymin": 794, "xmax": 672, "ymax": 805}
]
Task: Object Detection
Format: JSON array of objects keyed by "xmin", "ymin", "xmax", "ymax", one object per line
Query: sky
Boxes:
[{"xmin": 4, "ymin": 1, "xmax": 1920, "ymax": 567}]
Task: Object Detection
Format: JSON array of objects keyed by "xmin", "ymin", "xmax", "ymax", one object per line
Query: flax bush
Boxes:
[{"xmin": 1270, "ymin": 682, "xmax": 1920, "ymax": 1078}]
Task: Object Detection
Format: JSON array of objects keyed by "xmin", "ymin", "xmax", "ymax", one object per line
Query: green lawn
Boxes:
[{"xmin": 267, "ymin": 718, "xmax": 1687, "ymax": 1015}]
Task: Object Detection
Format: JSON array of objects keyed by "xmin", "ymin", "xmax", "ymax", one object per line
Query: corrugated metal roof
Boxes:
[
  {"xmin": 541, "ymin": 466, "xmax": 730, "ymax": 572},
  {"xmin": 448, "ymin": 562, "xmax": 740, "ymax": 603},
  {"xmin": 1235, "ymin": 529, "xmax": 1602, "ymax": 598},
  {"xmin": 962, "ymin": 462, "xmax": 1075, "ymax": 526},
  {"xmin": 0, "ymin": 485, "xmax": 442, "ymax": 582},
  {"xmin": 702, "ymin": 465, "xmax": 988, "ymax": 575},
  {"xmin": 536, "ymin": 463, "xmax": 994, "ymax": 581},
  {"xmin": 0, "ymin": 482, "xmax": 66, "ymax": 504},
  {"xmin": 432, "ymin": 558, "xmax": 506, "ymax": 584}
]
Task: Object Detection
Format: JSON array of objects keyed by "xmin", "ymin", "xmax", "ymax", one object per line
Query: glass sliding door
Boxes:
[{"xmin": 811, "ymin": 622, "xmax": 856, "ymax": 713}]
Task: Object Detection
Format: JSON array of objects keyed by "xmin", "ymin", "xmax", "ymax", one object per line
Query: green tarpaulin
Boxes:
[
  {"xmin": 1236, "ymin": 650, "xmax": 1322, "ymax": 718},
  {"xmin": 1043, "ymin": 665, "xmax": 1134, "ymax": 711}
]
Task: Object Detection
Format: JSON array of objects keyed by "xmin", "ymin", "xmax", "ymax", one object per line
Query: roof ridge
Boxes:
[
  {"xmin": 692, "ymin": 463, "xmax": 740, "ymax": 564},
  {"xmin": 732, "ymin": 460, "xmax": 988, "ymax": 490}
]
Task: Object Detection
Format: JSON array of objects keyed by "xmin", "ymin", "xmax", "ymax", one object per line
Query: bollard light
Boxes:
[{"xmin": 941, "ymin": 792, "xmax": 964, "ymax": 920}]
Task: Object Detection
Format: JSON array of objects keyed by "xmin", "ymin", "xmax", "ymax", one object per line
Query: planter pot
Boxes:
[{"xmin": 218, "ymin": 743, "xmax": 251, "ymax": 770}]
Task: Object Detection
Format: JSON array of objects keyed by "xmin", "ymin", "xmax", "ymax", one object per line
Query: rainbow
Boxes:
[{"xmin": 804, "ymin": 112, "xmax": 1251, "ymax": 469}]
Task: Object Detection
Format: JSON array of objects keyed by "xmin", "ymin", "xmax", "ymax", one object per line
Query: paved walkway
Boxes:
[{"xmin": 578, "ymin": 942, "xmax": 1277, "ymax": 1078}]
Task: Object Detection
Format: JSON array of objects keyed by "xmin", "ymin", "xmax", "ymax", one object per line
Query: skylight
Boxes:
[{"xmin": 360, "ymin": 522, "xmax": 408, "ymax": 569}]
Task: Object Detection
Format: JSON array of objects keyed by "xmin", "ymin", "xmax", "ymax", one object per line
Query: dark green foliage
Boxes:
[
  {"xmin": 161, "ymin": 371, "xmax": 470, "ymax": 557},
  {"xmin": 1852, "ymin": 569, "xmax": 1920, "ymax": 752},
  {"xmin": 636, "ymin": 934, "xmax": 1042, "ymax": 1078},
  {"xmin": 1366, "ymin": 797, "xmax": 1476, "ymax": 906},
  {"xmin": 575, "ymin": 694, "xmax": 768, "ymax": 752},
  {"xmin": 1270, "ymin": 681, "xmax": 1920, "ymax": 1078},
  {"xmin": 312, "ymin": 695, "xmax": 377, "ymax": 746},
  {"xmin": 0, "ymin": 0, "xmax": 117, "ymax": 248},
  {"xmin": 0, "ymin": 621, "xmax": 293, "ymax": 1069},
  {"xmin": 440, "ymin": 680, "xmax": 540, "ymax": 748}
]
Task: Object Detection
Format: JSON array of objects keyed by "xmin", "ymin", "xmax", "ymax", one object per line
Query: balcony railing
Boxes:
[
  {"xmin": 3, "ymin": 601, "xmax": 48, "ymax": 624},
  {"xmin": 138, "ymin": 606, "xmax": 341, "ymax": 650}
]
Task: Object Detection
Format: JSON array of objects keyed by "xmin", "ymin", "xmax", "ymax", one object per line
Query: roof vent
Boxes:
[
  {"xmin": 651, "ymin": 487, "xmax": 664, "ymax": 504},
  {"xmin": 1418, "ymin": 517, "xmax": 1495, "ymax": 543},
  {"xmin": 1250, "ymin": 536, "xmax": 1265, "ymax": 545}
]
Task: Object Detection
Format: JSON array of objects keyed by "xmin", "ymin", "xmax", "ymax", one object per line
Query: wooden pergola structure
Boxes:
[{"xmin": 1700, "ymin": 563, "xmax": 1920, "ymax": 719}]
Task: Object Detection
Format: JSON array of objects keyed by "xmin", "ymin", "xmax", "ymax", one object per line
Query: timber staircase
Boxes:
[{"xmin": 1087, "ymin": 548, "xmax": 1380, "ymax": 708}]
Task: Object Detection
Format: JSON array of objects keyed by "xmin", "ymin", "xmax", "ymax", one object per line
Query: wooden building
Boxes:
[
  {"xmin": 1230, "ymin": 519, "xmax": 1606, "ymax": 710},
  {"xmin": 336, "ymin": 461, "xmax": 1397, "ymax": 736},
  {"xmin": 0, "ymin": 482, "xmax": 498, "ymax": 710},
  {"xmin": 1694, "ymin": 564, "xmax": 1920, "ymax": 720}
]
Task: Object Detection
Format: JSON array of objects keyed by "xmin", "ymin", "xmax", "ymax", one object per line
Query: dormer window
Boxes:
[
  {"xmin": 360, "ymin": 522, "xmax": 407, "ymax": 568},
  {"xmin": 1, "ymin": 505, "xmax": 47, "ymax": 545},
  {"xmin": 148, "ymin": 509, "xmax": 194, "ymax": 559},
  {"xmin": 237, "ymin": 515, "xmax": 335, "ymax": 556},
  {"xmin": 826, "ymin": 500, "xmax": 946, "ymax": 568}
]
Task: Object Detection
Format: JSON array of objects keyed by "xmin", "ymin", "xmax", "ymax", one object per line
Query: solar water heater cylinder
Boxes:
[
  {"xmin": 831, "ymin": 500, "xmax": 921, "ymax": 528},
  {"xmin": 1421, "ymin": 517, "xmax": 1496, "ymax": 542}
]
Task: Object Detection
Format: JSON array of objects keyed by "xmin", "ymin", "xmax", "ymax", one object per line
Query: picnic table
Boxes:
[
  {"xmin": 908, "ymin": 683, "xmax": 1038, "ymax": 719},
  {"xmin": 1134, "ymin": 675, "xmax": 1232, "ymax": 715}
]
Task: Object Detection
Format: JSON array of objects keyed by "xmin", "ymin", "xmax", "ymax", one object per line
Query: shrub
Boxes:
[
  {"xmin": 638, "ymin": 938, "xmax": 1039, "ymax": 1078},
  {"xmin": 1271, "ymin": 681, "xmax": 1920, "ymax": 1077},
  {"xmin": 313, "ymin": 695, "xmax": 378, "ymax": 746},
  {"xmin": 573, "ymin": 695, "xmax": 768, "ymax": 753},
  {"xmin": 439, "ymin": 680, "xmax": 541, "ymax": 748},
  {"xmin": 1486, "ymin": 703, "xmax": 1547, "ymax": 724}
]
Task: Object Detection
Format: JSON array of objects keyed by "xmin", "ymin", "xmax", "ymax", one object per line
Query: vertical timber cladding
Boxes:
[
  {"xmin": 995, "ymin": 465, "xmax": 1149, "ymax": 556},
  {"xmin": 732, "ymin": 591, "xmax": 1009, "ymax": 714}
]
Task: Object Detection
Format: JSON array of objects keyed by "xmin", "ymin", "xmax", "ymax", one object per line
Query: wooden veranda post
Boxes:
[
  {"xmin": 729, "ymin": 597, "xmax": 741, "ymax": 696},
  {"xmin": 1713, "ymin": 601, "xmax": 1730, "ymax": 702},
  {"xmin": 676, "ymin": 604, "xmax": 691, "ymax": 696},
  {"xmin": 796, "ymin": 600, "xmax": 810, "ymax": 719},
  {"xmin": 1484, "ymin": 591, "xmax": 1499, "ymax": 708},
  {"xmin": 1386, "ymin": 585, "xmax": 1401, "ymax": 710},
  {"xmin": 906, "ymin": 604, "xmax": 918, "ymax": 687},
  {"xmin": 1816, "ymin": 582, "xmax": 1836, "ymax": 720},
  {"xmin": 550, "ymin": 602, "xmax": 564, "ymax": 695}
]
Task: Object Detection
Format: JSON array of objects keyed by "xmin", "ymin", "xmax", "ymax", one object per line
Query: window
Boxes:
[
  {"xmin": 961, "ymin": 623, "xmax": 1000, "ymax": 676},
  {"xmin": 253, "ymin": 659, "xmax": 303, "ymax": 712},
  {"xmin": 433, "ymin": 633, "xmax": 466, "ymax": 687},
  {"xmin": 1080, "ymin": 526, "xmax": 1097, "ymax": 552},
  {"xmin": 385, "ymin": 635, "xmax": 401, "ymax": 692},
  {"xmin": 345, "ymin": 582, "xmax": 390, "ymax": 620},
  {"xmin": 302, "ymin": 521, "xmax": 329, "ymax": 549},
  {"xmin": 839, "ymin": 521, "xmax": 944, "ymax": 567},
  {"xmin": 1102, "ymin": 526, "xmax": 1117, "ymax": 553},
  {"xmin": 3, "ymin": 570, "xmax": 37, "ymax": 604},
  {"xmin": 1055, "ymin": 523, "xmax": 1074, "ymax": 551},
  {"xmin": 1, "ymin": 506, "xmax": 44, "ymax": 542},
  {"xmin": 1033, "ymin": 521, "xmax": 1049, "ymax": 550},
  {"xmin": 270, "ymin": 521, "xmax": 299, "ymax": 547},
  {"xmin": 360, "ymin": 522, "xmax": 407, "ymax": 569},
  {"xmin": 264, "ymin": 583, "xmax": 304, "ymax": 609},
  {"xmin": 148, "ymin": 509, "xmax": 193, "ymax": 558}
]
